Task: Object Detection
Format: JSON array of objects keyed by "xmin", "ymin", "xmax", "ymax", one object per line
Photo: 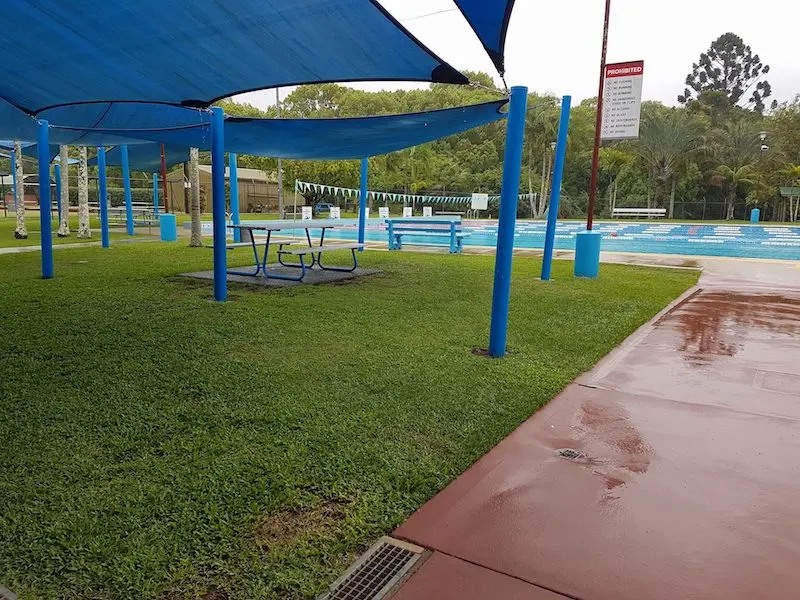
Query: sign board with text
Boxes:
[
  {"xmin": 601, "ymin": 60, "xmax": 644, "ymax": 141},
  {"xmin": 423, "ymin": 206, "xmax": 433, "ymax": 217},
  {"xmin": 403, "ymin": 206, "xmax": 413, "ymax": 218},
  {"xmin": 378, "ymin": 206, "xmax": 389, "ymax": 219},
  {"xmin": 301, "ymin": 206, "xmax": 312, "ymax": 220},
  {"xmin": 471, "ymin": 193, "xmax": 489, "ymax": 210},
  {"xmin": 329, "ymin": 206, "xmax": 341, "ymax": 219}
]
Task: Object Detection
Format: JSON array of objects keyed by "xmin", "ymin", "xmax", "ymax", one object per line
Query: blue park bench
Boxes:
[{"xmin": 386, "ymin": 217, "xmax": 471, "ymax": 254}]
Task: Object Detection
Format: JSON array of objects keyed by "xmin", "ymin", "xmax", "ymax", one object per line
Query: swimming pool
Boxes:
[{"xmin": 200, "ymin": 220, "xmax": 800, "ymax": 261}]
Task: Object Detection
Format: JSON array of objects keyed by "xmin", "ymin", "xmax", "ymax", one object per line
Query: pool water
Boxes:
[{"xmin": 203, "ymin": 220, "xmax": 800, "ymax": 261}]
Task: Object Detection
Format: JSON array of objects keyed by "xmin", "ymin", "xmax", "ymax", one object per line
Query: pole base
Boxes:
[{"xmin": 574, "ymin": 230, "xmax": 602, "ymax": 279}]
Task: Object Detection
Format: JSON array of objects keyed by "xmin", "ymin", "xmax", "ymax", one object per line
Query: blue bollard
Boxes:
[
  {"xmin": 211, "ymin": 107, "xmax": 227, "ymax": 302},
  {"xmin": 541, "ymin": 96, "xmax": 572, "ymax": 281},
  {"xmin": 159, "ymin": 213, "xmax": 178, "ymax": 241},
  {"xmin": 97, "ymin": 146, "xmax": 110, "ymax": 248},
  {"xmin": 358, "ymin": 157, "xmax": 368, "ymax": 251},
  {"xmin": 121, "ymin": 145, "xmax": 134, "ymax": 236},
  {"xmin": 488, "ymin": 86, "xmax": 528, "ymax": 358},
  {"xmin": 575, "ymin": 230, "xmax": 602, "ymax": 278},
  {"xmin": 750, "ymin": 208, "xmax": 760, "ymax": 224},
  {"xmin": 37, "ymin": 121, "xmax": 54, "ymax": 278},
  {"xmin": 229, "ymin": 153, "xmax": 241, "ymax": 242}
]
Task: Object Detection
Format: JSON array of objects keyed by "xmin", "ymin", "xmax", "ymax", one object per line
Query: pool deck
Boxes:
[{"xmin": 390, "ymin": 259, "xmax": 800, "ymax": 599}]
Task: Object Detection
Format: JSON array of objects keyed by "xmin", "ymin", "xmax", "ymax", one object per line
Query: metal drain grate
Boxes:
[
  {"xmin": 556, "ymin": 448, "xmax": 583, "ymax": 460},
  {"xmin": 319, "ymin": 537, "xmax": 425, "ymax": 600}
]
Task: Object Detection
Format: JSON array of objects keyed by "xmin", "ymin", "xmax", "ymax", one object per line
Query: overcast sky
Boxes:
[{"xmin": 236, "ymin": 0, "xmax": 800, "ymax": 110}]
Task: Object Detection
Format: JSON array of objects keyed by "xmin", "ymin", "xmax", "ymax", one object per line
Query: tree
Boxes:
[
  {"xmin": 678, "ymin": 33, "xmax": 773, "ymax": 113},
  {"xmin": 635, "ymin": 110, "xmax": 699, "ymax": 217},
  {"xmin": 189, "ymin": 148, "xmax": 202, "ymax": 247},
  {"xmin": 13, "ymin": 142, "xmax": 27, "ymax": 239},
  {"xmin": 57, "ymin": 145, "xmax": 71, "ymax": 237},
  {"xmin": 77, "ymin": 147, "xmax": 91, "ymax": 239},
  {"xmin": 710, "ymin": 164, "xmax": 756, "ymax": 219},
  {"xmin": 598, "ymin": 147, "xmax": 634, "ymax": 215}
]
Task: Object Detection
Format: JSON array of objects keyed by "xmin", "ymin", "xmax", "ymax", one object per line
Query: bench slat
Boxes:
[{"xmin": 279, "ymin": 243, "xmax": 363, "ymax": 255}]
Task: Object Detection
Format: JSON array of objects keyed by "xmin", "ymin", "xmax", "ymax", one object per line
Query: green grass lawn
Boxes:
[
  {"xmin": 0, "ymin": 214, "xmax": 152, "ymax": 248},
  {"xmin": 0, "ymin": 243, "xmax": 697, "ymax": 599}
]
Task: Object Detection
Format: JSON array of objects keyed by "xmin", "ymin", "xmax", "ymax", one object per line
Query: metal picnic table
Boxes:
[{"xmin": 227, "ymin": 219, "xmax": 364, "ymax": 281}]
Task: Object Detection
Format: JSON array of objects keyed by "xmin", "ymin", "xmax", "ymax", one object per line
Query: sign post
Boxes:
[{"xmin": 601, "ymin": 61, "xmax": 644, "ymax": 141}]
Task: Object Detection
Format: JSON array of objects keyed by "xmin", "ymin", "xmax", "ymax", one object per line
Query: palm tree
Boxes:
[
  {"xmin": 13, "ymin": 141, "xmax": 27, "ymax": 239},
  {"xmin": 77, "ymin": 147, "xmax": 91, "ymax": 238},
  {"xmin": 599, "ymin": 148, "xmax": 634, "ymax": 215},
  {"xmin": 711, "ymin": 165, "xmax": 756, "ymax": 220},
  {"xmin": 636, "ymin": 110, "xmax": 699, "ymax": 218},
  {"xmin": 525, "ymin": 98, "xmax": 559, "ymax": 218},
  {"xmin": 189, "ymin": 148, "xmax": 202, "ymax": 247},
  {"xmin": 779, "ymin": 163, "xmax": 800, "ymax": 222},
  {"xmin": 57, "ymin": 145, "xmax": 71, "ymax": 237}
]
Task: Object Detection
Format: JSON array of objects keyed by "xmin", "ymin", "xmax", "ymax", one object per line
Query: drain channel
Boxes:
[
  {"xmin": 319, "ymin": 537, "xmax": 425, "ymax": 600},
  {"xmin": 556, "ymin": 448, "xmax": 583, "ymax": 460}
]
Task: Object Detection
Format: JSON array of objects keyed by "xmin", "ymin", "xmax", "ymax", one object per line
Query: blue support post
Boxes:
[
  {"xmin": 229, "ymin": 152, "xmax": 241, "ymax": 242},
  {"xmin": 541, "ymin": 95, "xmax": 572, "ymax": 281},
  {"xmin": 211, "ymin": 107, "xmax": 227, "ymax": 302},
  {"xmin": 358, "ymin": 157, "xmax": 368, "ymax": 251},
  {"xmin": 488, "ymin": 86, "xmax": 528, "ymax": 358},
  {"xmin": 152, "ymin": 173, "xmax": 159, "ymax": 217},
  {"xmin": 97, "ymin": 146, "xmax": 110, "ymax": 248},
  {"xmin": 55, "ymin": 163, "xmax": 62, "ymax": 223},
  {"xmin": 10, "ymin": 150, "xmax": 17, "ymax": 211},
  {"xmin": 387, "ymin": 219, "xmax": 396, "ymax": 250},
  {"xmin": 121, "ymin": 145, "xmax": 134, "ymax": 236},
  {"xmin": 37, "ymin": 121, "xmax": 54, "ymax": 279},
  {"xmin": 449, "ymin": 220, "xmax": 456, "ymax": 253}
]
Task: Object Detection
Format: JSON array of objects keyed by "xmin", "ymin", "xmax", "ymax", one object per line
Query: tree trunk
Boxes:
[
  {"xmin": 527, "ymin": 165, "xmax": 535, "ymax": 218},
  {"xmin": 668, "ymin": 178, "xmax": 676, "ymax": 219},
  {"xmin": 726, "ymin": 191, "xmax": 735, "ymax": 220},
  {"xmin": 57, "ymin": 145, "xmax": 71, "ymax": 237},
  {"xmin": 537, "ymin": 151, "xmax": 547, "ymax": 218},
  {"xmin": 795, "ymin": 197, "xmax": 800, "ymax": 222},
  {"xmin": 189, "ymin": 148, "xmax": 202, "ymax": 247},
  {"xmin": 613, "ymin": 178, "xmax": 618, "ymax": 213},
  {"xmin": 77, "ymin": 147, "xmax": 91, "ymax": 238},
  {"xmin": 13, "ymin": 142, "xmax": 28, "ymax": 238}
]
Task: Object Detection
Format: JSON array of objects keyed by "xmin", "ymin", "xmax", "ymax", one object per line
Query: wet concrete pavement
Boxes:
[{"xmin": 392, "ymin": 261, "xmax": 800, "ymax": 599}]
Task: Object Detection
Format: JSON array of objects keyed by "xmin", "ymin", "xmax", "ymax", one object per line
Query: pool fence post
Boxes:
[
  {"xmin": 488, "ymin": 85, "xmax": 528, "ymax": 358},
  {"xmin": 37, "ymin": 120, "xmax": 54, "ymax": 278},
  {"xmin": 358, "ymin": 157, "xmax": 368, "ymax": 251},
  {"xmin": 229, "ymin": 152, "xmax": 241, "ymax": 242},
  {"xmin": 152, "ymin": 173, "xmax": 159, "ymax": 217},
  {"xmin": 541, "ymin": 95, "xmax": 572, "ymax": 281},
  {"xmin": 97, "ymin": 146, "xmax": 110, "ymax": 248},
  {"xmin": 211, "ymin": 107, "xmax": 227, "ymax": 302},
  {"xmin": 121, "ymin": 145, "xmax": 134, "ymax": 236}
]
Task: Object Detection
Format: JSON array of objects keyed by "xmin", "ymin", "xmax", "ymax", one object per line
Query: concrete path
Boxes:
[{"xmin": 392, "ymin": 260, "xmax": 800, "ymax": 599}]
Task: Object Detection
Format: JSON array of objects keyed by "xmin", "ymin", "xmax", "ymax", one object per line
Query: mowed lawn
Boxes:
[
  {"xmin": 0, "ymin": 243, "xmax": 697, "ymax": 599},
  {"xmin": 0, "ymin": 214, "xmax": 149, "ymax": 247}
]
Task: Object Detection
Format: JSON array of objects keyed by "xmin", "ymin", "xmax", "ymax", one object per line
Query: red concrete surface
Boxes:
[
  {"xmin": 394, "ymin": 275, "xmax": 800, "ymax": 600},
  {"xmin": 390, "ymin": 553, "xmax": 570, "ymax": 600}
]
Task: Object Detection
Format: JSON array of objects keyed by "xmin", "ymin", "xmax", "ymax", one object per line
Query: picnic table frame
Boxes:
[{"xmin": 227, "ymin": 220, "xmax": 362, "ymax": 281}]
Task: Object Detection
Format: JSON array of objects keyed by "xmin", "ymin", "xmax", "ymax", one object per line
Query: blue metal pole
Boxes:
[
  {"xmin": 54, "ymin": 163, "xmax": 62, "ymax": 223},
  {"xmin": 229, "ymin": 152, "xmax": 240, "ymax": 242},
  {"xmin": 211, "ymin": 107, "xmax": 227, "ymax": 302},
  {"xmin": 121, "ymin": 145, "xmax": 134, "ymax": 236},
  {"xmin": 37, "ymin": 121, "xmax": 54, "ymax": 279},
  {"xmin": 10, "ymin": 149, "xmax": 17, "ymax": 211},
  {"xmin": 488, "ymin": 86, "xmax": 528, "ymax": 358},
  {"xmin": 541, "ymin": 95, "xmax": 572, "ymax": 281},
  {"xmin": 358, "ymin": 157, "xmax": 368, "ymax": 251},
  {"xmin": 97, "ymin": 146, "xmax": 110, "ymax": 248},
  {"xmin": 152, "ymin": 173, "xmax": 159, "ymax": 217}
]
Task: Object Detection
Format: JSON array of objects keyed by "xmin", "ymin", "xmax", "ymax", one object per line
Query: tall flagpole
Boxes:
[{"xmin": 587, "ymin": 0, "xmax": 611, "ymax": 231}]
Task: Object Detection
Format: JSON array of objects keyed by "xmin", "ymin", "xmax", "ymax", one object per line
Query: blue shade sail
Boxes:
[
  {"xmin": 454, "ymin": 0, "xmax": 516, "ymax": 75},
  {"xmin": 1, "ymin": 0, "xmax": 467, "ymax": 118},
  {"xmin": 87, "ymin": 145, "xmax": 189, "ymax": 172},
  {"xmin": 69, "ymin": 100, "xmax": 508, "ymax": 160}
]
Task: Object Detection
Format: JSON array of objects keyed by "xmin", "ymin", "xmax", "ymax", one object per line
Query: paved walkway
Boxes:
[{"xmin": 392, "ymin": 259, "xmax": 800, "ymax": 599}]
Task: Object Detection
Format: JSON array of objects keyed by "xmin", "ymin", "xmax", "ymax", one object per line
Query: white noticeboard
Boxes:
[
  {"xmin": 364, "ymin": 208, "xmax": 370, "ymax": 220},
  {"xmin": 601, "ymin": 60, "xmax": 644, "ymax": 141},
  {"xmin": 403, "ymin": 207, "xmax": 413, "ymax": 218},
  {"xmin": 301, "ymin": 206, "xmax": 313, "ymax": 220},
  {"xmin": 423, "ymin": 206, "xmax": 433, "ymax": 217},
  {"xmin": 378, "ymin": 207, "xmax": 390, "ymax": 219},
  {"xmin": 329, "ymin": 206, "xmax": 341, "ymax": 219},
  {"xmin": 471, "ymin": 193, "xmax": 489, "ymax": 210}
]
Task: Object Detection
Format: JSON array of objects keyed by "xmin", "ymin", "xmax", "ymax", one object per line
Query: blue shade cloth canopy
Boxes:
[
  {"xmin": 454, "ymin": 0, "xmax": 517, "ymax": 75},
  {"xmin": 1, "ymin": 0, "xmax": 466, "ymax": 121},
  {"xmin": 87, "ymin": 145, "xmax": 189, "ymax": 172},
  {"xmin": 59, "ymin": 100, "xmax": 508, "ymax": 160}
]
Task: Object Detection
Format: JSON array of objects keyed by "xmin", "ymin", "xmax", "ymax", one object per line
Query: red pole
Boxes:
[
  {"xmin": 160, "ymin": 143, "xmax": 169, "ymax": 213},
  {"xmin": 587, "ymin": 0, "xmax": 611, "ymax": 231}
]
